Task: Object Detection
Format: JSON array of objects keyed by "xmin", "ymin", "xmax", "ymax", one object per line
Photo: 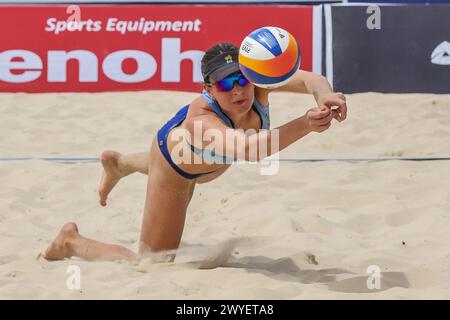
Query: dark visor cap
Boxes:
[{"xmin": 202, "ymin": 50, "xmax": 240, "ymax": 82}]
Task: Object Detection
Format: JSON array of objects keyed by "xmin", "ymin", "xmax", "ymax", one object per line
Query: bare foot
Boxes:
[
  {"xmin": 99, "ymin": 150, "xmax": 123, "ymax": 206},
  {"xmin": 42, "ymin": 223, "xmax": 79, "ymax": 261}
]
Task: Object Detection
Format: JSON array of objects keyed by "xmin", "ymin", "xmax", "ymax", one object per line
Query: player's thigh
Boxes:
[{"xmin": 139, "ymin": 139, "xmax": 195, "ymax": 253}]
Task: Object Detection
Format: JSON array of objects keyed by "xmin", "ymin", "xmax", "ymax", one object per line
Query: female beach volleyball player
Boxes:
[{"xmin": 43, "ymin": 43, "xmax": 347, "ymax": 262}]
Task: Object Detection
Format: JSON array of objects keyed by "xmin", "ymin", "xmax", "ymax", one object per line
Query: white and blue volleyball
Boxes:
[{"xmin": 238, "ymin": 26, "xmax": 301, "ymax": 89}]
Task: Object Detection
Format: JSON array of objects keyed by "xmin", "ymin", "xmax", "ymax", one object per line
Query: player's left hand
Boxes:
[{"xmin": 316, "ymin": 92, "xmax": 347, "ymax": 122}]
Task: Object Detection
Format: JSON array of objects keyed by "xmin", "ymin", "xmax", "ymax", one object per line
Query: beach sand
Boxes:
[{"xmin": 0, "ymin": 91, "xmax": 449, "ymax": 299}]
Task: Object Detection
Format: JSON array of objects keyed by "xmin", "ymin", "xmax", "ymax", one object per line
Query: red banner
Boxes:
[{"xmin": 0, "ymin": 5, "xmax": 313, "ymax": 93}]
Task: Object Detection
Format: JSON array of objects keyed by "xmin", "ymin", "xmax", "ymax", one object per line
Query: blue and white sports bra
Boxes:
[{"xmin": 156, "ymin": 90, "xmax": 270, "ymax": 180}]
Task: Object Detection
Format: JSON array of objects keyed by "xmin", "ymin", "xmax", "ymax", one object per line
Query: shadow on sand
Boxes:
[{"xmin": 224, "ymin": 255, "xmax": 409, "ymax": 293}]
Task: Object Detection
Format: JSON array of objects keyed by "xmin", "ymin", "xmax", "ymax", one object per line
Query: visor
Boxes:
[{"xmin": 203, "ymin": 50, "xmax": 240, "ymax": 82}]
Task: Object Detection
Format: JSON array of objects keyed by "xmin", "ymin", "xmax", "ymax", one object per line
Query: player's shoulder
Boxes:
[
  {"xmin": 185, "ymin": 95, "xmax": 222, "ymax": 128},
  {"xmin": 188, "ymin": 95, "xmax": 214, "ymax": 117},
  {"xmin": 189, "ymin": 95, "xmax": 209, "ymax": 109},
  {"xmin": 254, "ymin": 87, "xmax": 270, "ymax": 106}
]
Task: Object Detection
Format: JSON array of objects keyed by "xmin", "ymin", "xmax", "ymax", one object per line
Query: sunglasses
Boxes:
[{"xmin": 208, "ymin": 72, "xmax": 249, "ymax": 92}]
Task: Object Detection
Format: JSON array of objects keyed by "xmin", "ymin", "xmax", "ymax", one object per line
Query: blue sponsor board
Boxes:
[
  {"xmin": 347, "ymin": 0, "xmax": 450, "ymax": 3},
  {"xmin": 327, "ymin": 4, "xmax": 450, "ymax": 93}
]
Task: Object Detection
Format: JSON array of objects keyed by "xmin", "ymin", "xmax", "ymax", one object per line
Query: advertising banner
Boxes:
[{"xmin": 0, "ymin": 5, "xmax": 314, "ymax": 93}]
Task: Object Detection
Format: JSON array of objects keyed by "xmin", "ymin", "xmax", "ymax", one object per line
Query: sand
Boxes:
[{"xmin": 0, "ymin": 91, "xmax": 450, "ymax": 299}]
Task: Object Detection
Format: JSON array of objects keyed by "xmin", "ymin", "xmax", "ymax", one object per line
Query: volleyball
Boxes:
[{"xmin": 238, "ymin": 26, "xmax": 301, "ymax": 89}]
